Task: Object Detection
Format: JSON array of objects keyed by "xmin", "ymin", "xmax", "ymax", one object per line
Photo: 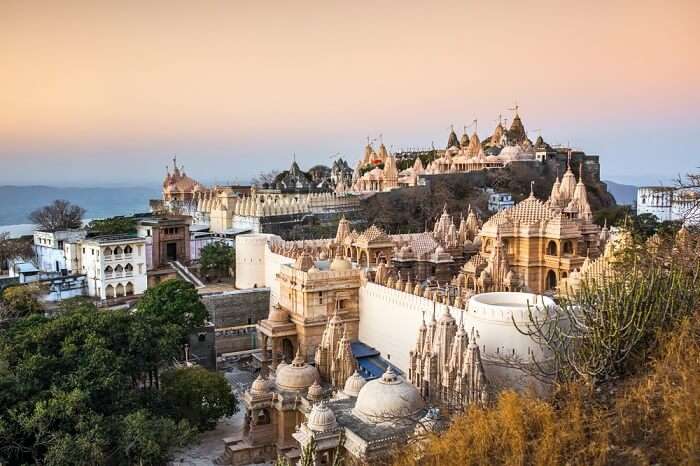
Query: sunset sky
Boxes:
[{"xmin": 1, "ymin": 0, "xmax": 698, "ymax": 187}]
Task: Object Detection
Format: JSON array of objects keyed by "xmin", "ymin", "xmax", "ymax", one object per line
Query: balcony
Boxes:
[
  {"xmin": 104, "ymin": 272, "xmax": 113, "ymax": 279},
  {"xmin": 125, "ymin": 272, "xmax": 133, "ymax": 277},
  {"xmin": 113, "ymin": 254, "xmax": 123, "ymax": 261},
  {"xmin": 104, "ymin": 255, "xmax": 113, "ymax": 262},
  {"xmin": 124, "ymin": 253, "xmax": 133, "ymax": 260}
]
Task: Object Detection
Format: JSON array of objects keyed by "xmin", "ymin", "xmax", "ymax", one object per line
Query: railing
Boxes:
[
  {"xmin": 104, "ymin": 255, "xmax": 113, "ymax": 262},
  {"xmin": 104, "ymin": 272, "xmax": 113, "ymax": 279},
  {"xmin": 125, "ymin": 272, "xmax": 133, "ymax": 277},
  {"xmin": 124, "ymin": 254, "xmax": 133, "ymax": 260},
  {"xmin": 113, "ymin": 254, "xmax": 123, "ymax": 261}
]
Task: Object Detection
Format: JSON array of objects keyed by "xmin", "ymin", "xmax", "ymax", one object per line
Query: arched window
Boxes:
[
  {"xmin": 124, "ymin": 245, "xmax": 133, "ymax": 254},
  {"xmin": 546, "ymin": 270, "xmax": 557, "ymax": 290},
  {"xmin": 546, "ymin": 241, "xmax": 558, "ymax": 256},
  {"xmin": 125, "ymin": 263, "xmax": 133, "ymax": 272},
  {"xmin": 125, "ymin": 282, "xmax": 134, "ymax": 296},
  {"xmin": 104, "ymin": 247, "xmax": 113, "ymax": 256},
  {"xmin": 114, "ymin": 246, "xmax": 123, "ymax": 255},
  {"xmin": 484, "ymin": 239, "xmax": 493, "ymax": 253},
  {"xmin": 104, "ymin": 265, "xmax": 113, "ymax": 274},
  {"xmin": 563, "ymin": 241, "xmax": 574, "ymax": 255},
  {"xmin": 116, "ymin": 283, "xmax": 125, "ymax": 297},
  {"xmin": 115, "ymin": 264, "xmax": 123, "ymax": 275},
  {"xmin": 105, "ymin": 285, "xmax": 115, "ymax": 298}
]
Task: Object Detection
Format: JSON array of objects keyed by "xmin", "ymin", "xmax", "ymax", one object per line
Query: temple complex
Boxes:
[{"xmin": 219, "ymin": 166, "xmax": 616, "ymax": 464}]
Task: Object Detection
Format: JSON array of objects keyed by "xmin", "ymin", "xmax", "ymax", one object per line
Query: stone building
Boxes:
[
  {"xmin": 408, "ymin": 307, "xmax": 488, "ymax": 409},
  {"xmin": 456, "ymin": 163, "xmax": 601, "ymax": 295},
  {"xmin": 256, "ymin": 250, "xmax": 361, "ymax": 369}
]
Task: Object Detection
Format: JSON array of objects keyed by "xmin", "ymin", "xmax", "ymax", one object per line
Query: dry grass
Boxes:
[{"xmin": 394, "ymin": 313, "xmax": 700, "ymax": 466}]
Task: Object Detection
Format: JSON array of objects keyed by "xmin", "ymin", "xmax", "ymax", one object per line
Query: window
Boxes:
[
  {"xmin": 198, "ymin": 332, "xmax": 206, "ymax": 342},
  {"xmin": 319, "ymin": 292, "xmax": 323, "ymax": 304}
]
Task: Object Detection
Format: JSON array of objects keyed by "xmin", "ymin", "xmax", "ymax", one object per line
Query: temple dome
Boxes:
[
  {"xmin": 343, "ymin": 370, "xmax": 367, "ymax": 397},
  {"xmin": 267, "ymin": 305, "xmax": 290, "ymax": 323},
  {"xmin": 330, "ymin": 256, "xmax": 352, "ymax": 271},
  {"xmin": 275, "ymin": 348, "xmax": 320, "ymax": 391},
  {"xmin": 307, "ymin": 401, "xmax": 337, "ymax": 432},
  {"xmin": 307, "ymin": 379, "xmax": 325, "ymax": 401},
  {"xmin": 250, "ymin": 374, "xmax": 271, "ymax": 396},
  {"xmin": 352, "ymin": 367, "xmax": 425, "ymax": 423}
]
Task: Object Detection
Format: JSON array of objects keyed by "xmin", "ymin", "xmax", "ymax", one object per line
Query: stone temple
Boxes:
[{"xmin": 220, "ymin": 170, "xmax": 613, "ymax": 465}]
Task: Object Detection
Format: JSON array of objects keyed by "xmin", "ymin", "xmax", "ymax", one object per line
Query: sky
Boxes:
[{"xmin": 1, "ymin": 0, "xmax": 699, "ymax": 187}]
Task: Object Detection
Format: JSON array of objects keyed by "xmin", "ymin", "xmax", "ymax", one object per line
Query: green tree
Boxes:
[
  {"xmin": 87, "ymin": 216, "xmax": 137, "ymax": 236},
  {"xmin": 199, "ymin": 242, "xmax": 234, "ymax": 281},
  {"xmin": 136, "ymin": 280, "xmax": 208, "ymax": 332},
  {"xmin": 1, "ymin": 284, "xmax": 43, "ymax": 319},
  {"xmin": 161, "ymin": 367, "xmax": 238, "ymax": 430},
  {"xmin": 117, "ymin": 410, "xmax": 195, "ymax": 466}
]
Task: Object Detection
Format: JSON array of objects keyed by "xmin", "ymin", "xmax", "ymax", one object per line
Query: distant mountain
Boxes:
[
  {"xmin": 604, "ymin": 180, "xmax": 637, "ymax": 206},
  {"xmin": 0, "ymin": 185, "xmax": 160, "ymax": 226}
]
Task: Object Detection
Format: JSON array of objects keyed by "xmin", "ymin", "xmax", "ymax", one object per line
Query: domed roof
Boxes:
[
  {"xmin": 250, "ymin": 374, "xmax": 271, "ymax": 396},
  {"xmin": 307, "ymin": 379, "xmax": 325, "ymax": 400},
  {"xmin": 330, "ymin": 256, "xmax": 352, "ymax": 271},
  {"xmin": 343, "ymin": 370, "xmax": 367, "ymax": 397},
  {"xmin": 275, "ymin": 347, "xmax": 320, "ymax": 392},
  {"xmin": 307, "ymin": 401, "xmax": 337, "ymax": 432},
  {"xmin": 352, "ymin": 367, "xmax": 425, "ymax": 423},
  {"xmin": 267, "ymin": 305, "xmax": 290, "ymax": 323}
]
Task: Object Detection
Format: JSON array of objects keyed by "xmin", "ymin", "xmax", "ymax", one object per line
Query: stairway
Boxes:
[{"xmin": 168, "ymin": 261, "xmax": 205, "ymax": 288}]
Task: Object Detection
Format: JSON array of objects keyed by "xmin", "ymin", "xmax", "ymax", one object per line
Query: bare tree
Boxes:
[
  {"xmin": 251, "ymin": 170, "xmax": 280, "ymax": 187},
  {"xmin": 675, "ymin": 170, "xmax": 700, "ymax": 224},
  {"xmin": 514, "ymin": 237, "xmax": 700, "ymax": 385},
  {"xmin": 29, "ymin": 200, "xmax": 85, "ymax": 232},
  {"xmin": 0, "ymin": 232, "xmax": 35, "ymax": 271}
]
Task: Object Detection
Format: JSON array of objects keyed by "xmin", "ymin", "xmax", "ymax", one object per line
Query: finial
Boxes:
[
  {"xmin": 578, "ymin": 162, "xmax": 583, "ymax": 180},
  {"xmin": 530, "ymin": 180, "xmax": 535, "ymax": 197},
  {"xmin": 473, "ymin": 119, "xmax": 478, "ymax": 134},
  {"xmin": 567, "ymin": 149, "xmax": 572, "ymax": 169}
]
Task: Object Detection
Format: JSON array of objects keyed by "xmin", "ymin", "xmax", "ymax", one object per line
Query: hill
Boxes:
[{"xmin": 604, "ymin": 180, "xmax": 637, "ymax": 205}]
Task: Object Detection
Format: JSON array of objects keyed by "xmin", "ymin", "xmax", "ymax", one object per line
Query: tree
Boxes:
[
  {"xmin": 86, "ymin": 216, "xmax": 137, "ymax": 236},
  {"xmin": 251, "ymin": 170, "xmax": 280, "ymax": 187},
  {"xmin": 0, "ymin": 232, "xmax": 34, "ymax": 272},
  {"xmin": 29, "ymin": 200, "xmax": 85, "ymax": 232},
  {"xmin": 117, "ymin": 410, "xmax": 195, "ymax": 465},
  {"xmin": 199, "ymin": 242, "xmax": 234, "ymax": 281},
  {"xmin": 515, "ymin": 230, "xmax": 700, "ymax": 385},
  {"xmin": 675, "ymin": 170, "xmax": 700, "ymax": 224},
  {"xmin": 136, "ymin": 280, "xmax": 208, "ymax": 333},
  {"xmin": 1, "ymin": 284, "xmax": 43, "ymax": 320},
  {"xmin": 0, "ymin": 294, "xmax": 231, "ymax": 465},
  {"xmin": 161, "ymin": 367, "xmax": 238, "ymax": 431}
]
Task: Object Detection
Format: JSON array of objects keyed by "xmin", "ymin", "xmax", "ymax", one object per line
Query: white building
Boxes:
[
  {"xmin": 637, "ymin": 186, "xmax": 699, "ymax": 224},
  {"xmin": 33, "ymin": 230, "xmax": 86, "ymax": 274},
  {"xmin": 487, "ymin": 192, "xmax": 515, "ymax": 212},
  {"xmin": 79, "ymin": 234, "xmax": 148, "ymax": 299}
]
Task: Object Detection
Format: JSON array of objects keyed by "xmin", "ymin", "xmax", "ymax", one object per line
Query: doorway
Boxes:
[{"xmin": 166, "ymin": 242, "xmax": 177, "ymax": 261}]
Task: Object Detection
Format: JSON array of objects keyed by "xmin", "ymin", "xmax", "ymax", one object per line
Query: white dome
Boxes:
[
  {"xmin": 307, "ymin": 401, "xmax": 337, "ymax": 432},
  {"xmin": 330, "ymin": 256, "xmax": 352, "ymax": 271},
  {"xmin": 352, "ymin": 367, "xmax": 425, "ymax": 423},
  {"xmin": 250, "ymin": 374, "xmax": 271, "ymax": 396},
  {"xmin": 275, "ymin": 349, "xmax": 320, "ymax": 392},
  {"xmin": 343, "ymin": 370, "xmax": 367, "ymax": 397}
]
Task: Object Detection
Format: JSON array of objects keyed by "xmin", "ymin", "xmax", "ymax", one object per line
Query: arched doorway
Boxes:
[
  {"xmin": 105, "ymin": 284, "xmax": 114, "ymax": 299},
  {"xmin": 546, "ymin": 270, "xmax": 557, "ymax": 290},
  {"xmin": 546, "ymin": 241, "xmax": 558, "ymax": 256},
  {"xmin": 563, "ymin": 240, "xmax": 574, "ymax": 255},
  {"xmin": 282, "ymin": 338, "xmax": 295, "ymax": 363},
  {"xmin": 116, "ymin": 283, "xmax": 125, "ymax": 297},
  {"xmin": 125, "ymin": 282, "xmax": 134, "ymax": 296}
]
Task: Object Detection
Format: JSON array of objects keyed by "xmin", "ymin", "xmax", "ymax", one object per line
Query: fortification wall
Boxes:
[
  {"xmin": 201, "ymin": 288, "xmax": 271, "ymax": 327},
  {"xmin": 359, "ymin": 282, "xmax": 552, "ymax": 387}
]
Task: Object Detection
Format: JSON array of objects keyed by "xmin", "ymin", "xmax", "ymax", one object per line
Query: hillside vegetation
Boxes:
[{"xmin": 393, "ymin": 228, "xmax": 700, "ymax": 466}]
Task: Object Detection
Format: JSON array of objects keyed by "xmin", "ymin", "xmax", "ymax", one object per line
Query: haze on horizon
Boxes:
[{"xmin": 1, "ymin": 0, "xmax": 698, "ymax": 188}]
